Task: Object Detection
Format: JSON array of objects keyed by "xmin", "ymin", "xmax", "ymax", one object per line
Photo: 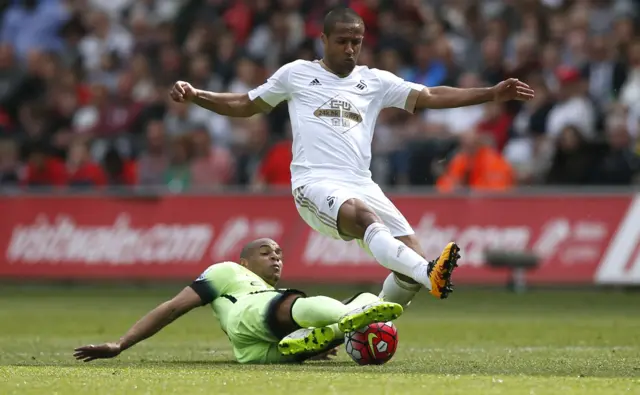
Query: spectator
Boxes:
[
  {"xmin": 0, "ymin": 44, "xmax": 23, "ymax": 126},
  {"xmin": 402, "ymin": 39, "xmax": 447, "ymax": 88},
  {"xmin": 190, "ymin": 127, "xmax": 235, "ymax": 188},
  {"xmin": 164, "ymin": 98, "xmax": 199, "ymax": 138},
  {"xmin": 2, "ymin": 49, "xmax": 54, "ymax": 125},
  {"xmin": 214, "ymin": 33, "xmax": 240, "ymax": 87},
  {"xmin": 504, "ymin": 76, "xmax": 556, "ymax": 184},
  {"xmin": 423, "ymin": 72, "xmax": 487, "ymax": 137},
  {"xmin": 507, "ymin": 33, "xmax": 540, "ymax": 80},
  {"xmin": 540, "ymin": 42, "xmax": 562, "ymax": 93},
  {"xmin": 376, "ymin": 10, "xmax": 410, "ymax": 56},
  {"xmin": 234, "ymin": 116, "xmax": 269, "ymax": 185},
  {"xmin": 128, "ymin": 54, "xmax": 156, "ymax": 103},
  {"xmin": 74, "ymin": 73, "xmax": 143, "ymax": 138},
  {"xmin": 137, "ymin": 120, "xmax": 168, "ymax": 185},
  {"xmin": 164, "ymin": 134, "xmax": 193, "ymax": 192},
  {"xmin": 252, "ymin": 130, "xmax": 292, "ymax": 190},
  {"xmin": 477, "ymin": 101, "xmax": 513, "ymax": 152},
  {"xmin": 0, "ymin": 139, "xmax": 20, "ymax": 187},
  {"xmin": 156, "ymin": 44, "xmax": 183, "ymax": 84},
  {"xmin": 229, "ymin": 57, "xmax": 262, "ymax": 95},
  {"xmin": 22, "ymin": 142, "xmax": 66, "ymax": 189},
  {"xmin": 0, "ymin": 0, "xmax": 71, "ymax": 61},
  {"xmin": 66, "ymin": 139, "xmax": 107, "ymax": 188},
  {"xmin": 246, "ymin": 9, "xmax": 304, "ymax": 72},
  {"xmin": 583, "ymin": 35, "xmax": 627, "ymax": 110},
  {"xmin": 591, "ymin": 116, "xmax": 640, "ymax": 185},
  {"xmin": 620, "ymin": 40, "xmax": 640, "ymax": 115},
  {"xmin": 103, "ymin": 146, "xmax": 137, "ymax": 186},
  {"xmin": 79, "ymin": 10, "xmax": 132, "ymax": 74},
  {"xmin": 545, "ymin": 125, "xmax": 595, "ymax": 185},
  {"xmin": 435, "ymin": 39, "xmax": 462, "ymax": 87},
  {"xmin": 436, "ymin": 130, "xmax": 514, "ymax": 193},
  {"xmin": 546, "ymin": 66, "xmax": 597, "ymax": 140},
  {"xmin": 480, "ymin": 35, "xmax": 507, "ymax": 85}
]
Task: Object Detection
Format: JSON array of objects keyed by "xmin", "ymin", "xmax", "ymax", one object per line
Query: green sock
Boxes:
[{"xmin": 291, "ymin": 296, "xmax": 350, "ymax": 328}]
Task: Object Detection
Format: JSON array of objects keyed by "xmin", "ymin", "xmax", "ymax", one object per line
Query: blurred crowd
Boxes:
[{"xmin": 0, "ymin": 0, "xmax": 640, "ymax": 193}]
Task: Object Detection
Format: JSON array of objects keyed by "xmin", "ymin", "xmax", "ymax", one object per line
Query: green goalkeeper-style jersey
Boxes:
[{"xmin": 189, "ymin": 261, "xmax": 275, "ymax": 334}]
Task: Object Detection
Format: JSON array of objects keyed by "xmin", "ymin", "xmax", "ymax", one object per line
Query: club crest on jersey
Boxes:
[
  {"xmin": 327, "ymin": 196, "xmax": 336, "ymax": 209},
  {"xmin": 313, "ymin": 94, "xmax": 363, "ymax": 133}
]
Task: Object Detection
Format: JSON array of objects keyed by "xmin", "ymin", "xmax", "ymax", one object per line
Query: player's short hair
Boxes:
[
  {"xmin": 323, "ymin": 7, "xmax": 364, "ymax": 36},
  {"xmin": 240, "ymin": 238, "xmax": 275, "ymax": 260},
  {"xmin": 240, "ymin": 243, "xmax": 255, "ymax": 261}
]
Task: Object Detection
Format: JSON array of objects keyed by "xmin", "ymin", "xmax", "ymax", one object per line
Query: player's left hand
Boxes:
[
  {"xmin": 307, "ymin": 347, "xmax": 339, "ymax": 361},
  {"xmin": 492, "ymin": 78, "xmax": 535, "ymax": 102},
  {"xmin": 73, "ymin": 342, "xmax": 122, "ymax": 362}
]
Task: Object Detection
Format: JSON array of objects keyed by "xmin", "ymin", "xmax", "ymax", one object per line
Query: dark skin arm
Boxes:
[
  {"xmin": 73, "ymin": 287, "xmax": 202, "ymax": 362},
  {"xmin": 415, "ymin": 78, "xmax": 535, "ymax": 110},
  {"xmin": 169, "ymin": 81, "xmax": 263, "ymax": 118}
]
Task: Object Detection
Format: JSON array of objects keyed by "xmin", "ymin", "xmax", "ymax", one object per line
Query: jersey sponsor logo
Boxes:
[
  {"xmin": 367, "ymin": 332, "xmax": 378, "ymax": 356},
  {"xmin": 396, "ymin": 245, "xmax": 406, "ymax": 258},
  {"xmin": 309, "ymin": 78, "xmax": 321, "ymax": 86},
  {"xmin": 356, "ymin": 80, "xmax": 367, "ymax": 90},
  {"xmin": 313, "ymin": 94, "xmax": 363, "ymax": 133}
]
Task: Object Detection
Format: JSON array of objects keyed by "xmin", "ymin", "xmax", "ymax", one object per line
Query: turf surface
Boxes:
[{"xmin": 1, "ymin": 285, "xmax": 639, "ymax": 394}]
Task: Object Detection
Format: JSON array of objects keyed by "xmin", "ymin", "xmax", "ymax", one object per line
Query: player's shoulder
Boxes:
[
  {"xmin": 363, "ymin": 67, "xmax": 403, "ymax": 83},
  {"xmin": 196, "ymin": 261, "xmax": 240, "ymax": 281},
  {"xmin": 278, "ymin": 59, "xmax": 315, "ymax": 74}
]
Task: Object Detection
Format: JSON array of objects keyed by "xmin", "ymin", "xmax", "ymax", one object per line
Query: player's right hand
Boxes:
[
  {"xmin": 73, "ymin": 342, "xmax": 122, "ymax": 362},
  {"xmin": 170, "ymin": 81, "xmax": 197, "ymax": 103}
]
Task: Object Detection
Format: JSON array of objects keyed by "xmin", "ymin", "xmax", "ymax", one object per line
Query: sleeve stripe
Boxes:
[
  {"xmin": 404, "ymin": 88, "xmax": 421, "ymax": 113},
  {"xmin": 251, "ymin": 97, "xmax": 274, "ymax": 113}
]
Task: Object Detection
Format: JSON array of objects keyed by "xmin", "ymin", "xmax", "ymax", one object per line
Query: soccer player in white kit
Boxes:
[{"xmin": 169, "ymin": 8, "xmax": 534, "ymax": 306}]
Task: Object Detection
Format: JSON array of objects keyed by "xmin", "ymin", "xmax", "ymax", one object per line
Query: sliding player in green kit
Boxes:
[{"xmin": 73, "ymin": 238, "xmax": 403, "ymax": 364}]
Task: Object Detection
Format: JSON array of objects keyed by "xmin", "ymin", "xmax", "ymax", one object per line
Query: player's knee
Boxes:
[
  {"xmin": 274, "ymin": 294, "xmax": 303, "ymax": 333},
  {"xmin": 393, "ymin": 271, "xmax": 418, "ymax": 285},
  {"xmin": 338, "ymin": 198, "xmax": 381, "ymax": 239}
]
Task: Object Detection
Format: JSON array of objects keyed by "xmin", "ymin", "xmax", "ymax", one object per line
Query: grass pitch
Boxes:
[{"xmin": 1, "ymin": 284, "xmax": 639, "ymax": 395}]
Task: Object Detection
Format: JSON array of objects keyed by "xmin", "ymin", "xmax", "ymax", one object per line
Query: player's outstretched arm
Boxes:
[
  {"xmin": 415, "ymin": 78, "xmax": 535, "ymax": 110},
  {"xmin": 73, "ymin": 286, "xmax": 202, "ymax": 362},
  {"xmin": 169, "ymin": 81, "xmax": 261, "ymax": 118}
]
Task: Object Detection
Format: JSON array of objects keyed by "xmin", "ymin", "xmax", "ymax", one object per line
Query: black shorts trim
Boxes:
[{"xmin": 265, "ymin": 289, "xmax": 307, "ymax": 340}]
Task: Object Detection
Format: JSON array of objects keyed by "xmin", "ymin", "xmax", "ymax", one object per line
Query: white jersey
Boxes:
[{"xmin": 247, "ymin": 60, "xmax": 425, "ymax": 189}]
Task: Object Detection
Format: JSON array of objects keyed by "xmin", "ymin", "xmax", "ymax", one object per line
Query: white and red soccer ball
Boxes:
[{"xmin": 344, "ymin": 321, "xmax": 398, "ymax": 365}]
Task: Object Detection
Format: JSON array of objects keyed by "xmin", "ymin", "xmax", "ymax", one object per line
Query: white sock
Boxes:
[
  {"xmin": 379, "ymin": 273, "xmax": 421, "ymax": 307},
  {"xmin": 364, "ymin": 223, "xmax": 431, "ymax": 289}
]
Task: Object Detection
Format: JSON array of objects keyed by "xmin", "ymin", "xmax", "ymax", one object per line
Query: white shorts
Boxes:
[{"xmin": 293, "ymin": 181, "xmax": 414, "ymax": 245}]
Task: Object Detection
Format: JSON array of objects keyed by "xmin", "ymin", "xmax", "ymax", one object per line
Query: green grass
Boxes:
[{"xmin": 1, "ymin": 285, "xmax": 639, "ymax": 394}]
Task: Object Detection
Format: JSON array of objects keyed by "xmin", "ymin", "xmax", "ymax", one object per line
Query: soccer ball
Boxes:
[{"xmin": 344, "ymin": 321, "xmax": 398, "ymax": 365}]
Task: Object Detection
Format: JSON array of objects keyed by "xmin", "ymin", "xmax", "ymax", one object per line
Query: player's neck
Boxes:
[{"xmin": 319, "ymin": 59, "xmax": 352, "ymax": 78}]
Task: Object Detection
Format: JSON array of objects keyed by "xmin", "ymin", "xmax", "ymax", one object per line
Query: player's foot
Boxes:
[
  {"xmin": 337, "ymin": 301, "xmax": 403, "ymax": 333},
  {"xmin": 278, "ymin": 326, "xmax": 335, "ymax": 357},
  {"xmin": 428, "ymin": 242, "xmax": 461, "ymax": 299}
]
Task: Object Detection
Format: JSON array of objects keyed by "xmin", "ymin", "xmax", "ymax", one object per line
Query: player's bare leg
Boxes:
[{"xmin": 337, "ymin": 198, "xmax": 460, "ymax": 300}]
